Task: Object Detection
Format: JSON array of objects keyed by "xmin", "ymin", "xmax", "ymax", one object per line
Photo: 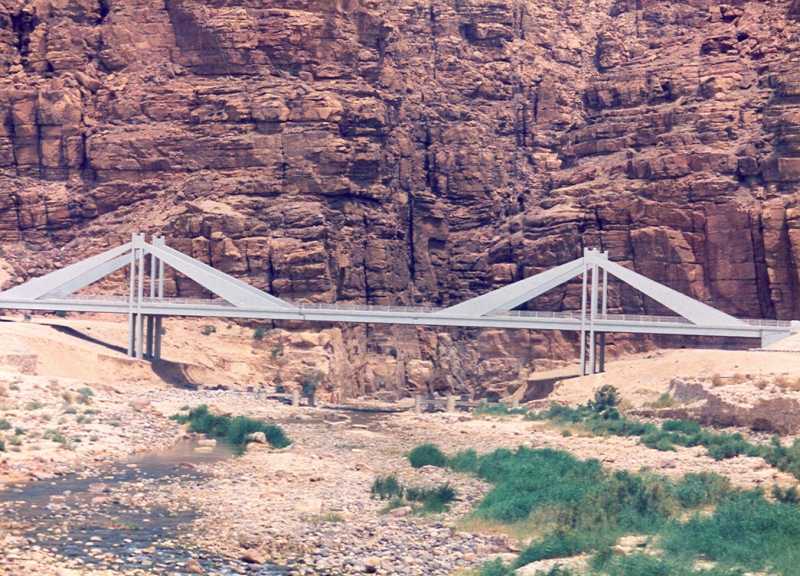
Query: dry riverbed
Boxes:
[{"xmin": 3, "ymin": 378, "xmax": 795, "ymax": 576}]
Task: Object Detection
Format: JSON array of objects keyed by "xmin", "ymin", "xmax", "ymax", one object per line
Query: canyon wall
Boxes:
[{"xmin": 0, "ymin": 0, "xmax": 798, "ymax": 398}]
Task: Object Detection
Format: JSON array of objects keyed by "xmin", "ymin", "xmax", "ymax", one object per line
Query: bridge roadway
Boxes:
[{"xmin": 0, "ymin": 294, "xmax": 792, "ymax": 342}]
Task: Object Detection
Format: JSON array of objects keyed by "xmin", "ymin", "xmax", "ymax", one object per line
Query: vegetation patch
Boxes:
[
  {"xmin": 419, "ymin": 441, "xmax": 800, "ymax": 575},
  {"xmin": 171, "ymin": 405, "xmax": 291, "ymax": 454},
  {"xmin": 532, "ymin": 387, "xmax": 800, "ymax": 481},
  {"xmin": 371, "ymin": 474, "xmax": 457, "ymax": 514},
  {"xmin": 474, "ymin": 402, "xmax": 528, "ymax": 417},
  {"xmin": 408, "ymin": 443, "xmax": 448, "ymax": 468}
]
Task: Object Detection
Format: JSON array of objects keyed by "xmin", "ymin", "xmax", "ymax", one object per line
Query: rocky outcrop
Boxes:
[
  {"xmin": 0, "ymin": 1, "xmax": 799, "ymax": 397},
  {"xmin": 631, "ymin": 377, "xmax": 800, "ymax": 434}
]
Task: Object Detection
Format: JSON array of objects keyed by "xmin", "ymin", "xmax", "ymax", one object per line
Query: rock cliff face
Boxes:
[{"xmin": 0, "ymin": 0, "xmax": 799, "ymax": 398}]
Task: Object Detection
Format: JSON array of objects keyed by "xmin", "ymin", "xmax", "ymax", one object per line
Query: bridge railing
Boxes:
[{"xmin": 50, "ymin": 295, "xmax": 792, "ymax": 329}]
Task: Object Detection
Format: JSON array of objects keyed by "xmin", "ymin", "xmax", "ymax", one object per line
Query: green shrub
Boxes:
[
  {"xmin": 0, "ymin": 439, "xmax": 4, "ymax": 452},
  {"xmin": 531, "ymin": 403, "xmax": 592, "ymax": 423},
  {"xmin": 171, "ymin": 405, "xmax": 290, "ymax": 453},
  {"xmin": 641, "ymin": 431, "xmax": 677, "ymax": 452},
  {"xmin": 0, "ymin": 419, "xmax": 10, "ymax": 431},
  {"xmin": 475, "ymin": 402, "xmax": 528, "ymax": 417},
  {"xmin": 589, "ymin": 384, "xmax": 620, "ymax": 414},
  {"xmin": 674, "ymin": 473, "xmax": 731, "ymax": 508},
  {"xmin": 662, "ymin": 419, "xmax": 701, "ymax": 435},
  {"xmin": 763, "ymin": 437, "xmax": 800, "ymax": 480},
  {"xmin": 589, "ymin": 417, "xmax": 656, "ymax": 438},
  {"xmin": 253, "ymin": 327, "xmax": 266, "ymax": 341},
  {"xmin": 479, "ymin": 558, "xmax": 512, "ymax": 576},
  {"xmin": 408, "ymin": 443, "xmax": 447, "ymax": 468},
  {"xmin": 592, "ymin": 553, "xmax": 745, "ymax": 576},
  {"xmin": 772, "ymin": 485, "xmax": 800, "ymax": 505},
  {"xmin": 200, "ymin": 325, "xmax": 216, "ymax": 336},
  {"xmin": 300, "ymin": 370, "xmax": 322, "ymax": 399},
  {"xmin": 662, "ymin": 490, "xmax": 800, "ymax": 574},
  {"xmin": 516, "ymin": 531, "xmax": 611, "ymax": 567},
  {"xmin": 448, "ymin": 449, "xmax": 479, "ymax": 473},
  {"xmin": 371, "ymin": 475, "xmax": 456, "ymax": 513},
  {"xmin": 44, "ymin": 429, "xmax": 68, "ymax": 445},
  {"xmin": 650, "ymin": 392, "xmax": 676, "ymax": 409},
  {"xmin": 405, "ymin": 483, "xmax": 456, "ymax": 513},
  {"xmin": 371, "ymin": 475, "xmax": 403, "ymax": 500}
]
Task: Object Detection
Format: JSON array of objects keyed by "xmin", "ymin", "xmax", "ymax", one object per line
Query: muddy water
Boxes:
[{"xmin": 0, "ymin": 441, "xmax": 288, "ymax": 575}]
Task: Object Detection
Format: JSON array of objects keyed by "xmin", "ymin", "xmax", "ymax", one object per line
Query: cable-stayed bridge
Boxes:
[{"xmin": 0, "ymin": 234, "xmax": 795, "ymax": 375}]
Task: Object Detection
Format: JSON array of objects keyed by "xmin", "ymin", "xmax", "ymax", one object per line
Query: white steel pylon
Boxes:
[
  {"xmin": 435, "ymin": 248, "xmax": 747, "ymax": 375},
  {"xmin": 0, "ymin": 233, "xmax": 297, "ymax": 360}
]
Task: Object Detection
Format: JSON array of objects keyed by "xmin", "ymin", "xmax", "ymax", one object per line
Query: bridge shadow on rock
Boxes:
[
  {"xmin": 521, "ymin": 372, "xmax": 581, "ymax": 402},
  {"xmin": 1, "ymin": 319, "xmax": 209, "ymax": 390}
]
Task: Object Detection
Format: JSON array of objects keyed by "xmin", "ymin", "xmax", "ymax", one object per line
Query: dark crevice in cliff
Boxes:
[
  {"xmin": 11, "ymin": 10, "xmax": 37, "ymax": 67},
  {"xmin": 5, "ymin": 112, "xmax": 18, "ymax": 173},
  {"xmin": 361, "ymin": 212, "xmax": 371, "ymax": 303},
  {"xmin": 266, "ymin": 250, "xmax": 276, "ymax": 297},
  {"xmin": 408, "ymin": 192, "xmax": 416, "ymax": 282},
  {"xmin": 750, "ymin": 210, "xmax": 776, "ymax": 319},
  {"xmin": 97, "ymin": 0, "xmax": 110, "ymax": 24},
  {"xmin": 429, "ymin": 2, "xmax": 438, "ymax": 80}
]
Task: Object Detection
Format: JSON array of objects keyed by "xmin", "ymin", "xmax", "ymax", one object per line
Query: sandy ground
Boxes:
[{"xmin": 1, "ymin": 316, "xmax": 799, "ymax": 575}]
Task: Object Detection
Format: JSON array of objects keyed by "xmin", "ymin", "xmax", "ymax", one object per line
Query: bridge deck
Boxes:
[{"xmin": 0, "ymin": 295, "xmax": 790, "ymax": 340}]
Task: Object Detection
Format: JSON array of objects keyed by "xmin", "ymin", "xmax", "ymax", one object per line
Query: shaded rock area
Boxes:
[
  {"xmin": 0, "ymin": 1, "xmax": 799, "ymax": 397},
  {"xmin": 631, "ymin": 376, "xmax": 800, "ymax": 434}
]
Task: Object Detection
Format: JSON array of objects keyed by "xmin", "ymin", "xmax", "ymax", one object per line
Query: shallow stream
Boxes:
[{"xmin": 0, "ymin": 441, "xmax": 288, "ymax": 575}]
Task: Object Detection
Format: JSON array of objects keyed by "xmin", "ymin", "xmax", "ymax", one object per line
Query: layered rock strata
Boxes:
[{"xmin": 0, "ymin": 0, "xmax": 798, "ymax": 396}]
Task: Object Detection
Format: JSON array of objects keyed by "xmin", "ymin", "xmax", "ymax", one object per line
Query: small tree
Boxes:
[
  {"xmin": 589, "ymin": 384, "xmax": 620, "ymax": 418},
  {"xmin": 300, "ymin": 370, "xmax": 323, "ymax": 407}
]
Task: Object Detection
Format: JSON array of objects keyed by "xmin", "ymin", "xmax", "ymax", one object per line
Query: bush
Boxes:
[
  {"xmin": 763, "ymin": 437, "xmax": 800, "ymax": 480},
  {"xmin": 592, "ymin": 553, "xmax": 744, "ymax": 576},
  {"xmin": 0, "ymin": 419, "xmax": 10, "ymax": 431},
  {"xmin": 449, "ymin": 449, "xmax": 479, "ymax": 473},
  {"xmin": 649, "ymin": 393, "xmax": 676, "ymax": 409},
  {"xmin": 77, "ymin": 387, "xmax": 94, "ymax": 404},
  {"xmin": 772, "ymin": 485, "xmax": 800, "ymax": 505},
  {"xmin": 253, "ymin": 327, "xmax": 266, "ymax": 341},
  {"xmin": 516, "ymin": 531, "xmax": 608, "ymax": 567},
  {"xmin": 300, "ymin": 370, "xmax": 322, "ymax": 399},
  {"xmin": 405, "ymin": 483, "xmax": 456, "ymax": 513},
  {"xmin": 0, "ymin": 439, "xmax": 4, "ymax": 452},
  {"xmin": 371, "ymin": 475, "xmax": 456, "ymax": 513},
  {"xmin": 371, "ymin": 475, "xmax": 403, "ymax": 500},
  {"xmin": 531, "ymin": 403, "xmax": 592, "ymax": 423},
  {"xmin": 641, "ymin": 430, "xmax": 677, "ymax": 452},
  {"xmin": 662, "ymin": 419, "xmax": 702, "ymax": 435},
  {"xmin": 172, "ymin": 405, "xmax": 290, "ymax": 453},
  {"xmin": 479, "ymin": 558, "xmax": 512, "ymax": 576},
  {"xmin": 408, "ymin": 443, "xmax": 447, "ymax": 468},
  {"xmin": 475, "ymin": 402, "xmax": 528, "ymax": 417},
  {"xmin": 662, "ymin": 490, "xmax": 800, "ymax": 574},
  {"xmin": 674, "ymin": 473, "xmax": 731, "ymax": 508},
  {"xmin": 589, "ymin": 385, "xmax": 620, "ymax": 414},
  {"xmin": 200, "ymin": 325, "xmax": 216, "ymax": 336}
]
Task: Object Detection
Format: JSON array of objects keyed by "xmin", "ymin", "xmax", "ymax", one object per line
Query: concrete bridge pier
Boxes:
[
  {"xmin": 580, "ymin": 249, "xmax": 609, "ymax": 376},
  {"xmin": 127, "ymin": 234, "xmax": 165, "ymax": 361}
]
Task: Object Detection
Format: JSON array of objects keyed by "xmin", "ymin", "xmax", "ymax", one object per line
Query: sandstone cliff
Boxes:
[{"xmin": 0, "ymin": 0, "xmax": 798, "ymax": 398}]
